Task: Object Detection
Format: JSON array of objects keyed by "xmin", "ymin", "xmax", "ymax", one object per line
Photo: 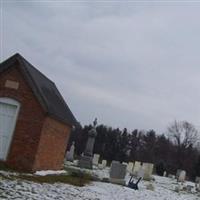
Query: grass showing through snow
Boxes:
[{"xmin": 0, "ymin": 167, "xmax": 92, "ymax": 187}]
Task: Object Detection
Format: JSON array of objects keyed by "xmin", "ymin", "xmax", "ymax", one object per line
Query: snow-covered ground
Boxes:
[
  {"xmin": 0, "ymin": 168, "xmax": 199, "ymax": 200},
  {"xmin": 35, "ymin": 170, "xmax": 67, "ymax": 176}
]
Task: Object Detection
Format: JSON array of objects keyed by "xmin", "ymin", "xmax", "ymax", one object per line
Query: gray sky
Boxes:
[{"xmin": 1, "ymin": 1, "xmax": 200, "ymax": 133}]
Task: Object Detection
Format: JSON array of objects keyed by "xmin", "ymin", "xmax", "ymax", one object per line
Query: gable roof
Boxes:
[{"xmin": 0, "ymin": 53, "xmax": 77, "ymax": 127}]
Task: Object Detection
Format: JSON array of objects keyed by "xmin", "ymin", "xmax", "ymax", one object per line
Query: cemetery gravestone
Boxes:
[
  {"xmin": 78, "ymin": 119, "xmax": 98, "ymax": 169},
  {"xmin": 176, "ymin": 169, "xmax": 182, "ymax": 179},
  {"xmin": 178, "ymin": 170, "xmax": 186, "ymax": 182},
  {"xmin": 137, "ymin": 165, "xmax": 145, "ymax": 179},
  {"xmin": 66, "ymin": 151, "xmax": 71, "ymax": 161},
  {"xmin": 73, "ymin": 160, "xmax": 78, "ymax": 166},
  {"xmin": 98, "ymin": 160, "xmax": 107, "ymax": 169},
  {"xmin": 195, "ymin": 177, "xmax": 200, "ymax": 192},
  {"xmin": 98, "ymin": 163, "xmax": 103, "ymax": 169},
  {"xmin": 195, "ymin": 177, "xmax": 200, "ymax": 184},
  {"xmin": 198, "ymin": 183, "xmax": 200, "ymax": 192},
  {"xmin": 66, "ymin": 142, "xmax": 75, "ymax": 162},
  {"xmin": 84, "ymin": 119, "xmax": 97, "ymax": 157},
  {"xmin": 127, "ymin": 162, "xmax": 134, "ymax": 173},
  {"xmin": 102, "ymin": 160, "xmax": 107, "ymax": 168},
  {"xmin": 163, "ymin": 171, "xmax": 167, "ymax": 177},
  {"xmin": 93, "ymin": 154, "xmax": 100, "ymax": 166},
  {"xmin": 132, "ymin": 161, "xmax": 141, "ymax": 176},
  {"xmin": 143, "ymin": 163, "xmax": 154, "ymax": 181},
  {"xmin": 110, "ymin": 161, "xmax": 127, "ymax": 185},
  {"xmin": 122, "ymin": 162, "xmax": 128, "ymax": 166}
]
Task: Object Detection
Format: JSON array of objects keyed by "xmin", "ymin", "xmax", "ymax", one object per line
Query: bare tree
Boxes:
[{"xmin": 168, "ymin": 120, "xmax": 199, "ymax": 148}]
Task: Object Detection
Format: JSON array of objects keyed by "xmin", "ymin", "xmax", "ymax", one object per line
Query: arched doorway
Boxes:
[{"xmin": 0, "ymin": 97, "xmax": 20, "ymax": 161}]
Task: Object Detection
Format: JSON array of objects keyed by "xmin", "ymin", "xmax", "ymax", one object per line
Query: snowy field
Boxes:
[{"xmin": 0, "ymin": 169, "xmax": 199, "ymax": 200}]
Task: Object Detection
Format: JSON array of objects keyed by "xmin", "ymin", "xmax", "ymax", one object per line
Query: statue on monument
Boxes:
[{"xmin": 93, "ymin": 118, "xmax": 97, "ymax": 127}]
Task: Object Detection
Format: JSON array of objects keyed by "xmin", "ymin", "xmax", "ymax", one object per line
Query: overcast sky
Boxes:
[{"xmin": 1, "ymin": 1, "xmax": 200, "ymax": 133}]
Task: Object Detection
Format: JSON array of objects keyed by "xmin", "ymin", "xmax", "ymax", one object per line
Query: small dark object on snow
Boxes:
[{"xmin": 127, "ymin": 176, "xmax": 142, "ymax": 190}]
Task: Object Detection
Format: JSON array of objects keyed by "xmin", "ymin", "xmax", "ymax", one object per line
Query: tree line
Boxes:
[{"xmin": 68, "ymin": 120, "xmax": 200, "ymax": 180}]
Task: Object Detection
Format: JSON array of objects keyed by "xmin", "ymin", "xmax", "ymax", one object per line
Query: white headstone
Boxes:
[
  {"xmin": 178, "ymin": 170, "xmax": 186, "ymax": 182},
  {"xmin": 163, "ymin": 171, "xmax": 167, "ymax": 177},
  {"xmin": 132, "ymin": 161, "xmax": 141, "ymax": 176},
  {"xmin": 137, "ymin": 165, "xmax": 145, "ymax": 179},
  {"xmin": 127, "ymin": 162, "xmax": 134, "ymax": 173},
  {"xmin": 93, "ymin": 154, "xmax": 100, "ymax": 166},
  {"xmin": 98, "ymin": 160, "xmax": 107, "ymax": 169},
  {"xmin": 102, "ymin": 160, "xmax": 107, "ymax": 168},
  {"xmin": 197, "ymin": 184, "xmax": 200, "ymax": 192},
  {"xmin": 143, "ymin": 163, "xmax": 154, "ymax": 181},
  {"xmin": 176, "ymin": 169, "xmax": 182, "ymax": 179},
  {"xmin": 73, "ymin": 160, "xmax": 78, "ymax": 166},
  {"xmin": 66, "ymin": 142, "xmax": 75, "ymax": 162},
  {"xmin": 98, "ymin": 163, "xmax": 103, "ymax": 169}
]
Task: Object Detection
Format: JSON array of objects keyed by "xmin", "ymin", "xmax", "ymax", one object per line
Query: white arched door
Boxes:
[{"xmin": 0, "ymin": 98, "xmax": 20, "ymax": 161}]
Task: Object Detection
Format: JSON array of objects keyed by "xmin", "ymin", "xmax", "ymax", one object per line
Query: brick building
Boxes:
[{"xmin": 0, "ymin": 53, "xmax": 77, "ymax": 172}]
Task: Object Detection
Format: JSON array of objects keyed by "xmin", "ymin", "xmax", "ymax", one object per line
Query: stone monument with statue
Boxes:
[{"xmin": 78, "ymin": 118, "xmax": 98, "ymax": 169}]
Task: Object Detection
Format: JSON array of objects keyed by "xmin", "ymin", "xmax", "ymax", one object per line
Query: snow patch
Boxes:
[{"xmin": 35, "ymin": 170, "xmax": 67, "ymax": 176}]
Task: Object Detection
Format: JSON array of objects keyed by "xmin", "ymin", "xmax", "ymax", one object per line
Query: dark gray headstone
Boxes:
[
  {"xmin": 78, "ymin": 156, "xmax": 93, "ymax": 169},
  {"xmin": 110, "ymin": 161, "xmax": 127, "ymax": 179}
]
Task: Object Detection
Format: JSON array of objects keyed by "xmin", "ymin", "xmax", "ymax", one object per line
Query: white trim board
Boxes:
[{"xmin": 0, "ymin": 97, "xmax": 20, "ymax": 161}]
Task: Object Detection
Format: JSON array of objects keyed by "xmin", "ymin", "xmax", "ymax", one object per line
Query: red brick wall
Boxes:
[
  {"xmin": 0, "ymin": 64, "xmax": 46, "ymax": 171},
  {"xmin": 33, "ymin": 117, "xmax": 71, "ymax": 171}
]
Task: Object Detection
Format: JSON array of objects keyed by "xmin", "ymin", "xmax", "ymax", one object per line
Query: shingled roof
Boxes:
[{"xmin": 0, "ymin": 53, "xmax": 77, "ymax": 127}]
